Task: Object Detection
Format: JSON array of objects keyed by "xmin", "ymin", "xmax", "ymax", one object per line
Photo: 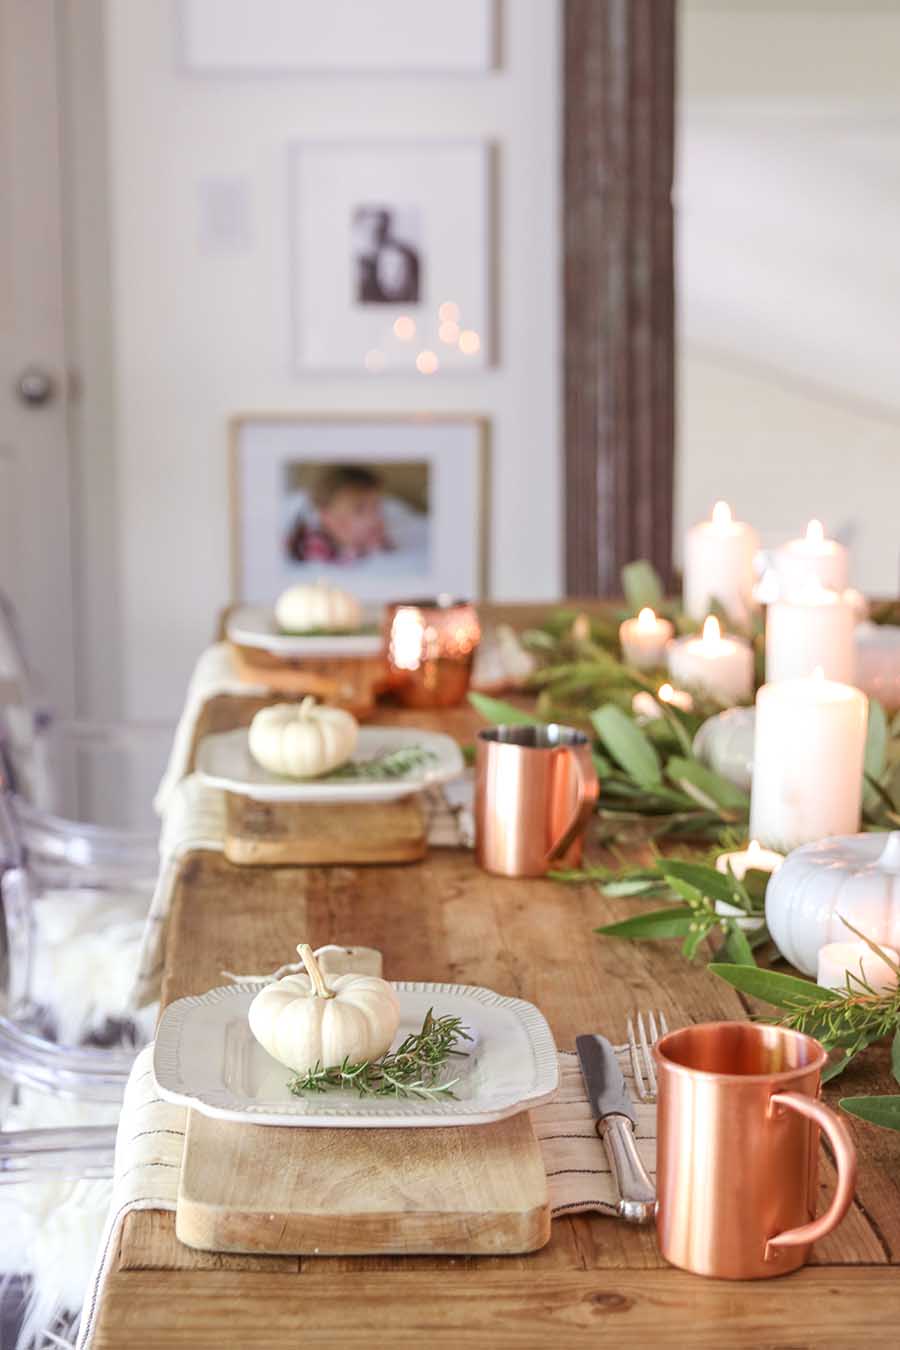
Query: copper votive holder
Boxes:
[{"xmin": 385, "ymin": 597, "xmax": 481, "ymax": 709}]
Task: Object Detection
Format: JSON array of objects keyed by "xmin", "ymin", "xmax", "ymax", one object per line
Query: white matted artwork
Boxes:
[
  {"xmin": 230, "ymin": 416, "xmax": 487, "ymax": 603},
  {"xmin": 179, "ymin": 0, "xmax": 497, "ymax": 74},
  {"xmin": 291, "ymin": 142, "xmax": 491, "ymax": 374}
]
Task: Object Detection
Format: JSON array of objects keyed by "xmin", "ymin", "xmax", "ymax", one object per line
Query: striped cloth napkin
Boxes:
[{"xmin": 76, "ymin": 1041, "xmax": 656, "ymax": 1350}]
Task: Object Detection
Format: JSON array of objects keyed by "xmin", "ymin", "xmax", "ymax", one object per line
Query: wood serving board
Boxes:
[
  {"xmin": 223, "ymin": 792, "xmax": 428, "ymax": 866},
  {"xmin": 176, "ymin": 1109, "xmax": 551, "ymax": 1257},
  {"xmin": 229, "ymin": 643, "xmax": 388, "ymax": 717}
]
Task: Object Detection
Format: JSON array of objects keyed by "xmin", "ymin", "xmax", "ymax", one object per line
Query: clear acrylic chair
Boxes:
[{"xmin": 0, "ymin": 588, "xmax": 170, "ymax": 885}]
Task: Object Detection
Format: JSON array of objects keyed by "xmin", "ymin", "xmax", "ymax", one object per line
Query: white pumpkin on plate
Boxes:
[
  {"xmin": 692, "ymin": 706, "xmax": 755, "ymax": 792},
  {"xmin": 248, "ymin": 698, "xmax": 358, "ymax": 779},
  {"xmin": 275, "ymin": 582, "xmax": 362, "ymax": 634},
  {"xmin": 248, "ymin": 944, "xmax": 401, "ymax": 1073},
  {"xmin": 766, "ymin": 831, "xmax": 900, "ymax": 976}
]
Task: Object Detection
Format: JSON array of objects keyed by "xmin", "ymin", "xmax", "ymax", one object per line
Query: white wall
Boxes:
[
  {"xmin": 97, "ymin": 1, "xmax": 561, "ymax": 719},
  {"xmin": 677, "ymin": 1, "xmax": 900, "ymax": 593}
]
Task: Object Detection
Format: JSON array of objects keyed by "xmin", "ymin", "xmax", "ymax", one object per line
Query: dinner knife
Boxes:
[{"xmin": 575, "ymin": 1033, "xmax": 656, "ymax": 1224}]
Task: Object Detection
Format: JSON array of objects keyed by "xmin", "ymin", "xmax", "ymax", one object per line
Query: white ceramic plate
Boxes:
[
  {"xmin": 195, "ymin": 726, "xmax": 465, "ymax": 803},
  {"xmin": 227, "ymin": 604, "xmax": 384, "ymax": 658},
  {"xmin": 154, "ymin": 982, "xmax": 559, "ymax": 1128}
]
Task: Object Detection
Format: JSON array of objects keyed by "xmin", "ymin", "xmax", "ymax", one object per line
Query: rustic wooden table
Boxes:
[{"xmin": 93, "ymin": 611, "xmax": 900, "ymax": 1349}]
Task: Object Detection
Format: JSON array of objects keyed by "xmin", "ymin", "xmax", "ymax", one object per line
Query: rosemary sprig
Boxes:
[
  {"xmin": 287, "ymin": 1008, "xmax": 472, "ymax": 1100},
  {"xmin": 325, "ymin": 745, "xmax": 437, "ymax": 781}
]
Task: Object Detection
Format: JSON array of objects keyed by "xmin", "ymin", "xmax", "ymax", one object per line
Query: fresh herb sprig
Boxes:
[
  {"xmin": 326, "ymin": 745, "xmax": 437, "ymax": 781},
  {"xmin": 287, "ymin": 1008, "xmax": 472, "ymax": 1101}
]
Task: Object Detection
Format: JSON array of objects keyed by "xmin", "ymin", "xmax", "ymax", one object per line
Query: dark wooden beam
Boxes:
[{"xmin": 564, "ymin": 0, "xmax": 676, "ymax": 595}]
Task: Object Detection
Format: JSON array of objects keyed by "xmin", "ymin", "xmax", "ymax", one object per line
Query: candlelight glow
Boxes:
[
  {"xmin": 393, "ymin": 315, "xmax": 416, "ymax": 341},
  {"xmin": 813, "ymin": 665, "xmax": 825, "ymax": 681},
  {"xmin": 637, "ymin": 607, "xmax": 657, "ymax": 630},
  {"xmin": 416, "ymin": 349, "xmax": 439, "ymax": 375},
  {"xmin": 438, "ymin": 300, "xmax": 460, "ymax": 323},
  {"xmin": 747, "ymin": 840, "xmax": 761, "ymax": 860},
  {"xmin": 363, "ymin": 348, "xmax": 386, "ymax": 372},
  {"xmin": 458, "ymin": 329, "xmax": 481, "ymax": 356},
  {"xmin": 389, "ymin": 607, "xmax": 426, "ymax": 671},
  {"xmin": 658, "ymin": 683, "xmax": 676, "ymax": 702},
  {"xmin": 702, "ymin": 615, "xmax": 722, "ymax": 644},
  {"xmin": 438, "ymin": 320, "xmax": 460, "ymax": 345},
  {"xmin": 806, "ymin": 518, "xmax": 825, "ymax": 545},
  {"xmin": 711, "ymin": 500, "xmax": 732, "ymax": 527}
]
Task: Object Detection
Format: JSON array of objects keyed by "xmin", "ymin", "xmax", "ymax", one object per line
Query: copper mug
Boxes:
[
  {"xmin": 654, "ymin": 1021, "xmax": 857, "ymax": 1279},
  {"xmin": 474, "ymin": 725, "xmax": 599, "ymax": 878}
]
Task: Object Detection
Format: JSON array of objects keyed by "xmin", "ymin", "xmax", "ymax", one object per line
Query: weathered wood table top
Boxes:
[{"xmin": 93, "ymin": 607, "xmax": 900, "ymax": 1349}]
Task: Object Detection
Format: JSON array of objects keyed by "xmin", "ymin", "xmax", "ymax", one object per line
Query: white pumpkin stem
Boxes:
[
  {"xmin": 297, "ymin": 943, "xmax": 335, "ymax": 999},
  {"xmin": 297, "ymin": 695, "xmax": 317, "ymax": 717}
]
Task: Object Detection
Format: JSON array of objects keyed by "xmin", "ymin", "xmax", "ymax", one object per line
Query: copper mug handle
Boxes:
[
  {"xmin": 764, "ymin": 1091, "xmax": 858, "ymax": 1261},
  {"xmin": 545, "ymin": 747, "xmax": 599, "ymax": 863}
]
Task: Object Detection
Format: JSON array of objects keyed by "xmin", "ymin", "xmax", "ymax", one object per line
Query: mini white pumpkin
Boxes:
[
  {"xmin": 692, "ymin": 706, "xmax": 756, "ymax": 792},
  {"xmin": 248, "ymin": 698, "xmax": 358, "ymax": 778},
  {"xmin": 766, "ymin": 831, "xmax": 900, "ymax": 976},
  {"xmin": 275, "ymin": 582, "xmax": 362, "ymax": 634},
  {"xmin": 248, "ymin": 944, "xmax": 400, "ymax": 1073}
]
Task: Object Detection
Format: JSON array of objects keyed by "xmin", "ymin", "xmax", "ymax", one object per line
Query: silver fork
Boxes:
[{"xmin": 626, "ymin": 1009, "xmax": 669, "ymax": 1104}]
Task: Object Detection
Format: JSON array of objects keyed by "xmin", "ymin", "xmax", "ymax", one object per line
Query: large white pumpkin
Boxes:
[
  {"xmin": 692, "ymin": 707, "xmax": 756, "ymax": 792},
  {"xmin": 248, "ymin": 944, "xmax": 400, "ymax": 1073},
  {"xmin": 248, "ymin": 698, "xmax": 358, "ymax": 778},
  {"xmin": 766, "ymin": 831, "xmax": 900, "ymax": 976},
  {"xmin": 275, "ymin": 582, "xmax": 362, "ymax": 633}
]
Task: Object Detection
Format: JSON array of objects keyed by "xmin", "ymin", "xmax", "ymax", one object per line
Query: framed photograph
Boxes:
[
  {"xmin": 230, "ymin": 416, "xmax": 488, "ymax": 603},
  {"xmin": 291, "ymin": 142, "xmax": 491, "ymax": 373},
  {"xmin": 179, "ymin": 0, "xmax": 497, "ymax": 74}
]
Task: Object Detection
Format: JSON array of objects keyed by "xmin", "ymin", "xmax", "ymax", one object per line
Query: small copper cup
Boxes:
[
  {"xmin": 654, "ymin": 1021, "xmax": 857, "ymax": 1279},
  {"xmin": 384, "ymin": 597, "xmax": 480, "ymax": 709},
  {"xmin": 474, "ymin": 724, "xmax": 599, "ymax": 878}
]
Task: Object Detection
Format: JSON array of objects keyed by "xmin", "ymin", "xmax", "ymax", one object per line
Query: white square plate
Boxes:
[
  {"xmin": 195, "ymin": 726, "xmax": 464, "ymax": 803},
  {"xmin": 227, "ymin": 605, "xmax": 385, "ymax": 659},
  {"xmin": 154, "ymin": 982, "xmax": 559, "ymax": 1127}
]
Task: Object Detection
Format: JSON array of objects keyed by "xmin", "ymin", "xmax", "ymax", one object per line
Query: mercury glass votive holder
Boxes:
[{"xmin": 385, "ymin": 597, "xmax": 481, "ymax": 708}]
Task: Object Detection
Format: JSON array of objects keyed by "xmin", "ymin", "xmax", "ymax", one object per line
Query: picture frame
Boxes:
[
  {"xmin": 179, "ymin": 0, "xmax": 498, "ymax": 75},
  {"xmin": 290, "ymin": 141, "xmax": 492, "ymax": 374},
  {"xmin": 229, "ymin": 415, "xmax": 489, "ymax": 604}
]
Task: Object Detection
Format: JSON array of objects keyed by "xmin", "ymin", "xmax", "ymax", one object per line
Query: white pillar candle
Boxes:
[
  {"xmin": 683, "ymin": 500, "xmax": 759, "ymax": 625},
  {"xmin": 765, "ymin": 587, "xmax": 855, "ymax": 684},
  {"xmin": 816, "ymin": 941, "xmax": 899, "ymax": 994},
  {"xmin": 619, "ymin": 608, "xmax": 674, "ymax": 670},
  {"xmin": 667, "ymin": 616, "xmax": 754, "ymax": 705},
  {"xmin": 749, "ymin": 671, "xmax": 868, "ymax": 852},
  {"xmin": 770, "ymin": 519, "xmax": 849, "ymax": 597},
  {"xmin": 855, "ymin": 623, "xmax": 900, "ymax": 712},
  {"xmin": 632, "ymin": 683, "xmax": 694, "ymax": 723}
]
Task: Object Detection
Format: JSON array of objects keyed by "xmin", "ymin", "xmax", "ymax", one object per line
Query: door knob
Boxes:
[{"xmin": 15, "ymin": 366, "xmax": 55, "ymax": 407}]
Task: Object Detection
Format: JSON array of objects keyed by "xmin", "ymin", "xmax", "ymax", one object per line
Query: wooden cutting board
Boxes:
[
  {"xmin": 176, "ymin": 1108, "xmax": 550, "ymax": 1256},
  {"xmin": 223, "ymin": 791, "xmax": 428, "ymax": 866}
]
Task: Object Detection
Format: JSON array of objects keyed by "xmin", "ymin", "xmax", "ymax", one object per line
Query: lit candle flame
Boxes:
[
  {"xmin": 711, "ymin": 500, "xmax": 732, "ymax": 527},
  {"xmin": 658, "ymin": 683, "xmax": 675, "ymax": 702},
  {"xmin": 637, "ymin": 607, "xmax": 657, "ymax": 630},
  {"xmin": 806, "ymin": 518, "xmax": 825, "ymax": 545},
  {"xmin": 748, "ymin": 840, "xmax": 761, "ymax": 859},
  {"xmin": 813, "ymin": 665, "xmax": 825, "ymax": 681},
  {"xmin": 702, "ymin": 615, "xmax": 722, "ymax": 644}
]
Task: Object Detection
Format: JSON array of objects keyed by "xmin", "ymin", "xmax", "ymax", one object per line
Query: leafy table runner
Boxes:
[{"xmin": 76, "ymin": 1042, "xmax": 655, "ymax": 1350}]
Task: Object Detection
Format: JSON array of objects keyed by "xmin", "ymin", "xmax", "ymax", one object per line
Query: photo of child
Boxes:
[{"xmin": 281, "ymin": 459, "xmax": 430, "ymax": 580}]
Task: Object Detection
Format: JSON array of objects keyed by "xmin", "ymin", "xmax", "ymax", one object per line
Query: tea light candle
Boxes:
[
  {"xmin": 855, "ymin": 623, "xmax": 900, "ymax": 712},
  {"xmin": 683, "ymin": 500, "xmax": 759, "ymax": 625},
  {"xmin": 619, "ymin": 608, "xmax": 674, "ymax": 670},
  {"xmin": 817, "ymin": 941, "xmax": 899, "ymax": 994},
  {"xmin": 765, "ymin": 587, "xmax": 855, "ymax": 684},
  {"xmin": 715, "ymin": 838, "xmax": 784, "ymax": 882},
  {"xmin": 632, "ymin": 683, "xmax": 695, "ymax": 722},
  {"xmin": 770, "ymin": 519, "xmax": 849, "ymax": 597},
  {"xmin": 667, "ymin": 616, "xmax": 754, "ymax": 705},
  {"xmin": 749, "ymin": 670, "xmax": 868, "ymax": 852}
]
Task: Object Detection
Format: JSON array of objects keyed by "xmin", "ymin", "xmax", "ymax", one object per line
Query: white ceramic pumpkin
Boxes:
[
  {"xmin": 248, "ymin": 698, "xmax": 358, "ymax": 778},
  {"xmin": 765, "ymin": 831, "xmax": 900, "ymax": 976},
  {"xmin": 248, "ymin": 944, "xmax": 400, "ymax": 1073},
  {"xmin": 275, "ymin": 582, "xmax": 362, "ymax": 634},
  {"xmin": 692, "ymin": 707, "xmax": 756, "ymax": 792}
]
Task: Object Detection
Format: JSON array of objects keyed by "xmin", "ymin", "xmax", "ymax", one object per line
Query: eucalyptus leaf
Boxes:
[
  {"xmin": 595, "ymin": 907, "xmax": 694, "ymax": 940},
  {"xmin": 839, "ymin": 1095, "xmax": 900, "ymax": 1131},
  {"xmin": 600, "ymin": 878, "xmax": 664, "ymax": 897},
  {"xmin": 591, "ymin": 704, "xmax": 662, "ymax": 787},
  {"xmin": 468, "ymin": 692, "xmax": 543, "ymax": 727},
  {"xmin": 681, "ymin": 921, "xmax": 714, "ymax": 961},
  {"xmin": 621, "ymin": 560, "xmax": 664, "ymax": 615},
  {"xmin": 720, "ymin": 925, "xmax": 757, "ymax": 967},
  {"xmin": 657, "ymin": 859, "xmax": 743, "ymax": 908},
  {"xmin": 863, "ymin": 699, "xmax": 888, "ymax": 812},
  {"xmin": 665, "ymin": 758, "xmax": 750, "ymax": 813},
  {"xmin": 708, "ymin": 963, "xmax": 830, "ymax": 1009}
]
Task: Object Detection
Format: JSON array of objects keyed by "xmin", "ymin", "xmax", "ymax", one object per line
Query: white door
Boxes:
[{"xmin": 0, "ymin": 0, "xmax": 75, "ymax": 715}]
